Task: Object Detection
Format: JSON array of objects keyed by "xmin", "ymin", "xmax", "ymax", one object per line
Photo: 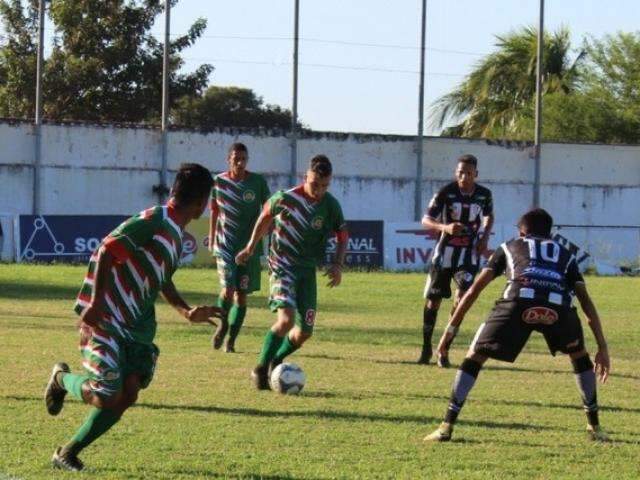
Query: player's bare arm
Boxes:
[
  {"xmin": 476, "ymin": 213, "xmax": 494, "ymax": 256},
  {"xmin": 80, "ymin": 245, "xmax": 114, "ymax": 328},
  {"xmin": 574, "ymin": 282, "xmax": 610, "ymax": 383},
  {"xmin": 325, "ymin": 227, "xmax": 348, "ymax": 288},
  {"xmin": 161, "ymin": 280, "xmax": 224, "ymax": 325},
  {"xmin": 422, "ymin": 215, "xmax": 465, "ymax": 236},
  {"xmin": 436, "ymin": 268, "xmax": 495, "ymax": 356},
  {"xmin": 235, "ymin": 206, "xmax": 274, "ymax": 265}
]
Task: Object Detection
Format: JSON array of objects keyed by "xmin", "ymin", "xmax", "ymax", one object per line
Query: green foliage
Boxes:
[
  {"xmin": 1, "ymin": 264, "xmax": 639, "ymax": 478},
  {"xmin": 173, "ymin": 86, "xmax": 297, "ymax": 131},
  {"xmin": 0, "ymin": 0, "xmax": 212, "ymax": 122}
]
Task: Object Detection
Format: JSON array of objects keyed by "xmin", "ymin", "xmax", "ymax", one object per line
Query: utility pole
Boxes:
[{"xmin": 533, "ymin": 0, "xmax": 545, "ymax": 207}]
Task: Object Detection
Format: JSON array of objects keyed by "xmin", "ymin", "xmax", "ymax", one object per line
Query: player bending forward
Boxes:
[
  {"xmin": 424, "ymin": 208, "xmax": 611, "ymax": 442},
  {"xmin": 209, "ymin": 142, "xmax": 270, "ymax": 352},
  {"xmin": 236, "ymin": 155, "xmax": 348, "ymax": 390},
  {"xmin": 44, "ymin": 163, "xmax": 224, "ymax": 471}
]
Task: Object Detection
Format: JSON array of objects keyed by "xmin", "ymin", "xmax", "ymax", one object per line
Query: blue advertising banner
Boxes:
[
  {"xmin": 323, "ymin": 220, "xmax": 384, "ymax": 268},
  {"xmin": 17, "ymin": 215, "xmax": 127, "ymax": 263}
]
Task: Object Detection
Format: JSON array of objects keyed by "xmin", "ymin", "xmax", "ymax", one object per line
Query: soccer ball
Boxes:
[{"xmin": 270, "ymin": 363, "xmax": 306, "ymax": 395}]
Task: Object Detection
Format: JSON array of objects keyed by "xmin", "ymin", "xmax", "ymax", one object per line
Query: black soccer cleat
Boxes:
[
  {"xmin": 437, "ymin": 354, "xmax": 451, "ymax": 369},
  {"xmin": 52, "ymin": 446, "xmax": 84, "ymax": 472},
  {"xmin": 417, "ymin": 346, "xmax": 433, "ymax": 365},
  {"xmin": 212, "ymin": 317, "xmax": 229, "ymax": 350},
  {"xmin": 45, "ymin": 362, "xmax": 70, "ymax": 416},
  {"xmin": 251, "ymin": 365, "xmax": 270, "ymax": 390}
]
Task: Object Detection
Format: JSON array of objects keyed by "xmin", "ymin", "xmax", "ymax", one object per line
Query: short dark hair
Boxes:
[
  {"xmin": 309, "ymin": 154, "xmax": 332, "ymax": 177},
  {"xmin": 457, "ymin": 154, "xmax": 478, "ymax": 168},
  {"xmin": 228, "ymin": 142, "xmax": 248, "ymax": 155},
  {"xmin": 518, "ymin": 208, "xmax": 553, "ymax": 237},
  {"xmin": 171, "ymin": 163, "xmax": 213, "ymax": 206}
]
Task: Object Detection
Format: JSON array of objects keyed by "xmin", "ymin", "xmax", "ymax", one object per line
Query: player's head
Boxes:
[
  {"xmin": 518, "ymin": 208, "xmax": 553, "ymax": 238},
  {"xmin": 455, "ymin": 154, "xmax": 478, "ymax": 191},
  {"xmin": 227, "ymin": 142, "xmax": 248, "ymax": 176},
  {"xmin": 171, "ymin": 163, "xmax": 213, "ymax": 218},
  {"xmin": 304, "ymin": 155, "xmax": 332, "ymax": 201}
]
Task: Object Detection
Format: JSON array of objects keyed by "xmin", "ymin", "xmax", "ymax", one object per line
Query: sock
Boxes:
[
  {"xmin": 572, "ymin": 355, "xmax": 599, "ymax": 426},
  {"xmin": 62, "ymin": 408, "xmax": 121, "ymax": 456},
  {"xmin": 228, "ymin": 304, "xmax": 247, "ymax": 343},
  {"xmin": 217, "ymin": 296, "xmax": 233, "ymax": 313},
  {"xmin": 422, "ymin": 307, "xmax": 438, "ymax": 350},
  {"xmin": 444, "ymin": 358, "xmax": 483, "ymax": 424},
  {"xmin": 273, "ymin": 336, "xmax": 299, "ymax": 363},
  {"xmin": 257, "ymin": 330, "xmax": 285, "ymax": 367},
  {"xmin": 61, "ymin": 373, "xmax": 90, "ymax": 401}
]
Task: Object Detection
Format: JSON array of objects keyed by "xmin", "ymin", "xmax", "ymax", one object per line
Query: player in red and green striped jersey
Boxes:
[
  {"xmin": 44, "ymin": 163, "xmax": 225, "ymax": 472},
  {"xmin": 236, "ymin": 155, "xmax": 349, "ymax": 390},
  {"xmin": 208, "ymin": 143, "xmax": 270, "ymax": 352}
]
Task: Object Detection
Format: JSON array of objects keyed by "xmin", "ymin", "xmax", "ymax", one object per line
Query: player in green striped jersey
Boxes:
[
  {"xmin": 44, "ymin": 164, "xmax": 224, "ymax": 472},
  {"xmin": 236, "ymin": 155, "xmax": 349, "ymax": 390},
  {"xmin": 208, "ymin": 143, "xmax": 270, "ymax": 352}
]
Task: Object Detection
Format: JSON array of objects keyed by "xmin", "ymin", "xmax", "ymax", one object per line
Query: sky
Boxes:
[{"xmin": 5, "ymin": 1, "xmax": 640, "ymax": 135}]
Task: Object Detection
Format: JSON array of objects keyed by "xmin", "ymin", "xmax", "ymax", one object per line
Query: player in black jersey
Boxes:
[
  {"xmin": 419, "ymin": 154, "xmax": 494, "ymax": 367},
  {"xmin": 424, "ymin": 208, "xmax": 611, "ymax": 442}
]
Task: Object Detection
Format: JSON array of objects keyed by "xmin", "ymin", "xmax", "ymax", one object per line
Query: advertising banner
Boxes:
[
  {"xmin": 383, "ymin": 222, "xmax": 438, "ymax": 271},
  {"xmin": 323, "ymin": 220, "xmax": 384, "ymax": 268}
]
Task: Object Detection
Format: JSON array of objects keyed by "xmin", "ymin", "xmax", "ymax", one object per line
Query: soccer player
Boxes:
[
  {"xmin": 424, "ymin": 208, "xmax": 611, "ymax": 442},
  {"xmin": 235, "ymin": 154, "xmax": 348, "ymax": 390},
  {"xmin": 44, "ymin": 163, "xmax": 224, "ymax": 471},
  {"xmin": 208, "ymin": 143, "xmax": 270, "ymax": 352},
  {"xmin": 419, "ymin": 154, "xmax": 494, "ymax": 367}
]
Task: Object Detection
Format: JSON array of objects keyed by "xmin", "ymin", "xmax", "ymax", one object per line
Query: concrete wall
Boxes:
[{"xmin": 1, "ymin": 120, "xmax": 638, "ymax": 263}]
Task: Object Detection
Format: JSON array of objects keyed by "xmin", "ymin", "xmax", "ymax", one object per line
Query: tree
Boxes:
[
  {"xmin": 0, "ymin": 0, "xmax": 213, "ymax": 122},
  {"xmin": 432, "ymin": 26, "xmax": 584, "ymax": 139},
  {"xmin": 173, "ymin": 86, "xmax": 299, "ymax": 131}
]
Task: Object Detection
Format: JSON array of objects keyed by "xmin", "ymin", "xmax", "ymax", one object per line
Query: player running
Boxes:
[
  {"xmin": 44, "ymin": 163, "xmax": 224, "ymax": 471},
  {"xmin": 424, "ymin": 208, "xmax": 611, "ymax": 442},
  {"xmin": 419, "ymin": 154, "xmax": 494, "ymax": 367},
  {"xmin": 209, "ymin": 143, "xmax": 270, "ymax": 352},
  {"xmin": 236, "ymin": 155, "xmax": 348, "ymax": 390}
]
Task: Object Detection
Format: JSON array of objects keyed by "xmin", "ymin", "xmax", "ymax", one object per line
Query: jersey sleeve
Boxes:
[
  {"xmin": 426, "ymin": 190, "xmax": 446, "ymax": 219},
  {"xmin": 483, "ymin": 189, "xmax": 494, "ymax": 216},
  {"xmin": 485, "ymin": 245, "xmax": 507, "ymax": 276},
  {"xmin": 565, "ymin": 256, "xmax": 585, "ymax": 288},
  {"xmin": 102, "ymin": 211, "xmax": 158, "ymax": 262},
  {"xmin": 268, "ymin": 190, "xmax": 286, "ymax": 216}
]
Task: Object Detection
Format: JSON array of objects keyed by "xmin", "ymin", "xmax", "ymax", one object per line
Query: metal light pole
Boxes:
[
  {"xmin": 415, "ymin": 0, "xmax": 427, "ymax": 221},
  {"xmin": 533, "ymin": 0, "xmax": 545, "ymax": 207},
  {"xmin": 290, "ymin": 0, "xmax": 299, "ymax": 186},
  {"xmin": 159, "ymin": 0, "xmax": 171, "ymax": 203},
  {"xmin": 33, "ymin": 0, "xmax": 46, "ymax": 215}
]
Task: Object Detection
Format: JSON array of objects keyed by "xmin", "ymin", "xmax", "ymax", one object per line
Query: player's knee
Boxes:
[
  {"xmin": 234, "ymin": 291, "xmax": 248, "ymax": 306},
  {"xmin": 426, "ymin": 299, "xmax": 441, "ymax": 310},
  {"xmin": 290, "ymin": 329, "xmax": 311, "ymax": 346},
  {"xmin": 92, "ymin": 389, "xmax": 124, "ymax": 409},
  {"xmin": 221, "ymin": 288, "xmax": 234, "ymax": 302}
]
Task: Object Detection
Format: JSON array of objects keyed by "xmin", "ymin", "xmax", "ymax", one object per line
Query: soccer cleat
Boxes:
[
  {"xmin": 423, "ymin": 422, "xmax": 453, "ymax": 442},
  {"xmin": 51, "ymin": 446, "xmax": 84, "ymax": 472},
  {"xmin": 586, "ymin": 425, "xmax": 611, "ymax": 442},
  {"xmin": 417, "ymin": 346, "xmax": 432, "ymax": 364},
  {"xmin": 44, "ymin": 362, "xmax": 70, "ymax": 416},
  {"xmin": 251, "ymin": 365, "xmax": 270, "ymax": 390},
  {"xmin": 212, "ymin": 317, "xmax": 229, "ymax": 350},
  {"xmin": 437, "ymin": 354, "xmax": 451, "ymax": 369},
  {"xmin": 224, "ymin": 339, "xmax": 235, "ymax": 353}
]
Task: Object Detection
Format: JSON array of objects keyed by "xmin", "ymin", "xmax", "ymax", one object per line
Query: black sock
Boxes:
[
  {"xmin": 572, "ymin": 354, "xmax": 599, "ymax": 427},
  {"xmin": 422, "ymin": 307, "xmax": 438, "ymax": 350},
  {"xmin": 444, "ymin": 358, "xmax": 483, "ymax": 424}
]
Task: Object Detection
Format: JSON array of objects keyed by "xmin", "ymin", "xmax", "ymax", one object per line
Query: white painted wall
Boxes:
[{"xmin": 1, "ymin": 120, "xmax": 638, "ymax": 263}]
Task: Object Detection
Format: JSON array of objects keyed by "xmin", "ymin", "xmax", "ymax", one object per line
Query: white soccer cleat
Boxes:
[{"xmin": 423, "ymin": 422, "xmax": 453, "ymax": 442}]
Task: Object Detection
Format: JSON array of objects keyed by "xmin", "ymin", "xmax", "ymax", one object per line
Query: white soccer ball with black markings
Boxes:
[{"xmin": 270, "ymin": 363, "xmax": 306, "ymax": 395}]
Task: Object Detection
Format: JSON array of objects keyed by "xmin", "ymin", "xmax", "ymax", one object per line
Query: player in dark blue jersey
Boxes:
[
  {"xmin": 419, "ymin": 154, "xmax": 494, "ymax": 367},
  {"xmin": 424, "ymin": 208, "xmax": 610, "ymax": 442}
]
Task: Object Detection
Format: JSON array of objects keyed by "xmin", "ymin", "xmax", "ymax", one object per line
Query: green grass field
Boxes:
[{"xmin": 0, "ymin": 264, "xmax": 639, "ymax": 479}]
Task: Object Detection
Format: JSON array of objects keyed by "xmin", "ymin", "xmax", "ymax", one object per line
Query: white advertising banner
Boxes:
[{"xmin": 383, "ymin": 222, "xmax": 437, "ymax": 271}]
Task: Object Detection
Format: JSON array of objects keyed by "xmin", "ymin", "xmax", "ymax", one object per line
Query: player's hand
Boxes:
[
  {"xmin": 324, "ymin": 264, "xmax": 342, "ymax": 288},
  {"xmin": 594, "ymin": 347, "xmax": 610, "ymax": 383},
  {"xmin": 476, "ymin": 236, "xmax": 489, "ymax": 256},
  {"xmin": 235, "ymin": 246, "xmax": 253, "ymax": 265},
  {"xmin": 186, "ymin": 306, "xmax": 225, "ymax": 325},
  {"xmin": 445, "ymin": 222, "xmax": 465, "ymax": 236},
  {"xmin": 79, "ymin": 304, "xmax": 103, "ymax": 328},
  {"xmin": 436, "ymin": 332, "xmax": 452, "ymax": 358}
]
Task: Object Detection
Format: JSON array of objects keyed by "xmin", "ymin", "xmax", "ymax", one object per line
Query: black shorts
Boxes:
[
  {"xmin": 423, "ymin": 264, "xmax": 478, "ymax": 300},
  {"xmin": 471, "ymin": 300, "xmax": 585, "ymax": 363}
]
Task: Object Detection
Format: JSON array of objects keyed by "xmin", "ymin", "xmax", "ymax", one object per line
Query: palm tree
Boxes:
[{"xmin": 431, "ymin": 26, "xmax": 585, "ymax": 139}]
